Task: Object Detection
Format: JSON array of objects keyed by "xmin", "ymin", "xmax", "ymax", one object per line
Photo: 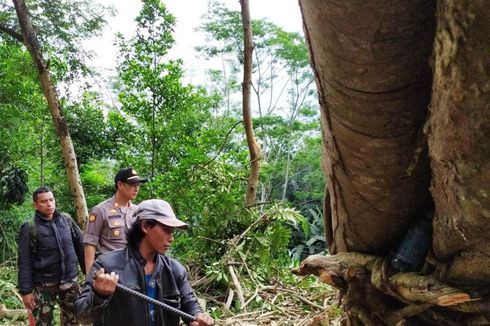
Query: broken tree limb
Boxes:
[
  {"xmin": 292, "ymin": 253, "xmax": 474, "ymax": 308},
  {"xmin": 228, "ymin": 265, "xmax": 246, "ymax": 311},
  {"xmin": 277, "ymin": 288, "xmax": 324, "ymax": 310},
  {"xmin": 292, "ymin": 253, "xmax": 375, "ymax": 289},
  {"xmin": 225, "ymin": 288, "xmax": 234, "ymax": 310},
  {"xmin": 243, "ymin": 287, "xmax": 259, "ymax": 309},
  {"xmin": 390, "ymin": 273, "xmax": 471, "ymax": 306}
]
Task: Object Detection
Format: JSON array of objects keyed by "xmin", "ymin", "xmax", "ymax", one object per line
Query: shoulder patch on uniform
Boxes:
[{"xmin": 89, "ymin": 213, "xmax": 97, "ymax": 222}]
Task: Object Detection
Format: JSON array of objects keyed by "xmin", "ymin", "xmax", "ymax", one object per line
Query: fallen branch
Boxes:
[
  {"xmin": 228, "ymin": 265, "xmax": 246, "ymax": 311},
  {"xmin": 225, "ymin": 288, "xmax": 234, "ymax": 310},
  {"xmin": 390, "ymin": 273, "xmax": 471, "ymax": 306},
  {"xmin": 243, "ymin": 287, "xmax": 259, "ymax": 309},
  {"xmin": 278, "ymin": 288, "xmax": 324, "ymax": 310},
  {"xmin": 292, "ymin": 253, "xmax": 474, "ymax": 308}
]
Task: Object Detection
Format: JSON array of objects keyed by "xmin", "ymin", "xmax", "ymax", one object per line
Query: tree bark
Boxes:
[
  {"xmin": 299, "ymin": 0, "xmax": 490, "ymax": 324},
  {"xmin": 429, "ymin": 0, "xmax": 490, "ymax": 285},
  {"xmin": 240, "ymin": 0, "xmax": 261, "ymax": 207},
  {"xmin": 299, "ymin": 0, "xmax": 435, "ymax": 254},
  {"xmin": 12, "ymin": 0, "xmax": 88, "ymax": 225}
]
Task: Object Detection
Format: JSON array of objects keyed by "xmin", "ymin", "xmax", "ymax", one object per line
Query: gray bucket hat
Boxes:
[{"xmin": 136, "ymin": 199, "xmax": 188, "ymax": 229}]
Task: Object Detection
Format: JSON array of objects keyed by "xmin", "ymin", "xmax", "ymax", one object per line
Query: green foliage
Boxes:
[
  {"xmin": 0, "ymin": 203, "xmax": 32, "ymax": 262},
  {"xmin": 162, "ymin": 160, "xmax": 248, "ymax": 262},
  {"xmin": 0, "ymin": 0, "xmax": 113, "ymax": 81},
  {"xmin": 64, "ymin": 92, "xmax": 116, "ymax": 165},
  {"xmin": 0, "ymin": 1, "xmax": 330, "ymax": 321},
  {"xmin": 115, "ymin": 0, "xmax": 218, "ymax": 184},
  {"xmin": 197, "ymin": 2, "xmax": 322, "ymax": 222},
  {"xmin": 196, "ymin": 204, "xmax": 309, "ymax": 312},
  {"xmin": 80, "ymin": 159, "xmax": 116, "ymax": 210},
  {"xmin": 0, "ymin": 166, "xmax": 28, "ymax": 209},
  {"xmin": 0, "ymin": 264, "xmax": 23, "ymax": 309},
  {"xmin": 290, "ymin": 207, "xmax": 327, "ymax": 261}
]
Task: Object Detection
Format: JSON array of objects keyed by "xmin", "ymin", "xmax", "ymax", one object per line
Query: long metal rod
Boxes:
[{"xmin": 115, "ymin": 283, "xmax": 196, "ymax": 322}]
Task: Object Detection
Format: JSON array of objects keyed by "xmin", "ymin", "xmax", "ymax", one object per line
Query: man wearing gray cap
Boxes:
[
  {"xmin": 83, "ymin": 168, "xmax": 147, "ymax": 273},
  {"xmin": 75, "ymin": 199, "xmax": 214, "ymax": 326}
]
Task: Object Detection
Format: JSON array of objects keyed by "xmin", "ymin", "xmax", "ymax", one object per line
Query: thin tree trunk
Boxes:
[
  {"xmin": 40, "ymin": 125, "xmax": 44, "ymax": 186},
  {"xmin": 240, "ymin": 0, "xmax": 261, "ymax": 207},
  {"xmin": 281, "ymin": 142, "xmax": 292, "ymax": 201},
  {"xmin": 12, "ymin": 0, "xmax": 88, "ymax": 225}
]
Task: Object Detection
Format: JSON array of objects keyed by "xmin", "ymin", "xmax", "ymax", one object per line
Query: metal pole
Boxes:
[{"xmin": 115, "ymin": 283, "xmax": 196, "ymax": 322}]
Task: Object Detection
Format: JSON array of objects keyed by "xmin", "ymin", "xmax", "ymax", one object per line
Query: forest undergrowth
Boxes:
[
  {"xmin": 0, "ymin": 260, "xmax": 340, "ymax": 325},
  {"xmin": 0, "ymin": 203, "xmax": 338, "ymax": 325}
]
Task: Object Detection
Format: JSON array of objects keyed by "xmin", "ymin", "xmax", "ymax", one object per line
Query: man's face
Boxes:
[
  {"xmin": 33, "ymin": 192, "xmax": 56, "ymax": 218},
  {"xmin": 144, "ymin": 221, "xmax": 174, "ymax": 255},
  {"xmin": 117, "ymin": 181, "xmax": 140, "ymax": 201}
]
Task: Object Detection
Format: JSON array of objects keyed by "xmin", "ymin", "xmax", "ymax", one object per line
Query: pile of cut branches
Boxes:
[{"xmin": 191, "ymin": 273, "xmax": 339, "ymax": 325}]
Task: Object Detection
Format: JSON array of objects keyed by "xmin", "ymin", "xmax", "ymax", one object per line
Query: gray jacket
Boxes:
[{"xmin": 75, "ymin": 246, "xmax": 203, "ymax": 326}]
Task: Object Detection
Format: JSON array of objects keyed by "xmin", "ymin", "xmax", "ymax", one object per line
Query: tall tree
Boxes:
[
  {"xmin": 295, "ymin": 0, "xmax": 490, "ymax": 324},
  {"xmin": 1, "ymin": 0, "xmax": 110, "ymax": 224},
  {"xmin": 11, "ymin": 0, "xmax": 87, "ymax": 224},
  {"xmin": 198, "ymin": 1, "xmax": 320, "ymax": 207},
  {"xmin": 239, "ymin": 0, "xmax": 260, "ymax": 206},
  {"xmin": 115, "ymin": 0, "xmax": 217, "ymax": 188}
]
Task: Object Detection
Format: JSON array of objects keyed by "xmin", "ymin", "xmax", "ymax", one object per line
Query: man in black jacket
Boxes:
[
  {"xmin": 17, "ymin": 186, "xmax": 85, "ymax": 325},
  {"xmin": 75, "ymin": 199, "xmax": 213, "ymax": 326}
]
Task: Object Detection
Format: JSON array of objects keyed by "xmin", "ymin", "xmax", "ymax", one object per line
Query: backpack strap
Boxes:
[
  {"xmin": 28, "ymin": 218, "xmax": 37, "ymax": 255},
  {"xmin": 60, "ymin": 213, "xmax": 79, "ymax": 243}
]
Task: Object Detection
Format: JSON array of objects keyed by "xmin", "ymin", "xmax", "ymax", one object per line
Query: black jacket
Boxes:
[
  {"xmin": 17, "ymin": 210, "xmax": 85, "ymax": 294},
  {"xmin": 75, "ymin": 246, "xmax": 203, "ymax": 326}
]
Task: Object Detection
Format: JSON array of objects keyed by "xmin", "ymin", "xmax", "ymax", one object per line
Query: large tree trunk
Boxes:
[
  {"xmin": 430, "ymin": 1, "xmax": 490, "ymax": 285},
  {"xmin": 13, "ymin": 0, "xmax": 88, "ymax": 225},
  {"xmin": 298, "ymin": 0, "xmax": 489, "ymax": 324},
  {"xmin": 299, "ymin": 0, "xmax": 435, "ymax": 254}
]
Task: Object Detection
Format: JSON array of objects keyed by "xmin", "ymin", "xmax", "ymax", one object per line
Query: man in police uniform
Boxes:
[{"xmin": 83, "ymin": 168, "xmax": 147, "ymax": 273}]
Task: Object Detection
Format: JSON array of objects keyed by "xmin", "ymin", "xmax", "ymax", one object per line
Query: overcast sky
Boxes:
[{"xmin": 85, "ymin": 0, "xmax": 303, "ymax": 84}]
